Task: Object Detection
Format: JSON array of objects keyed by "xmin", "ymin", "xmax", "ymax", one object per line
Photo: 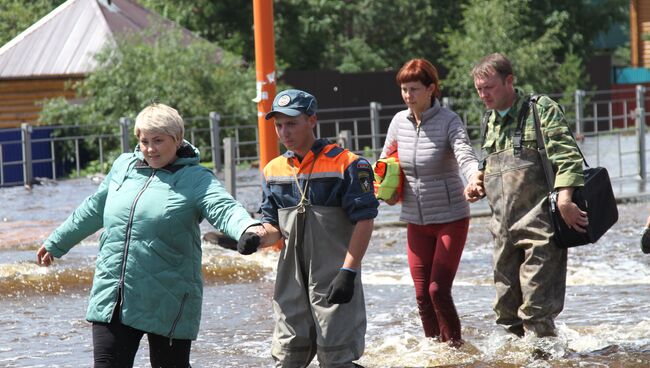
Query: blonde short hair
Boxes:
[{"xmin": 134, "ymin": 103, "xmax": 185, "ymax": 143}]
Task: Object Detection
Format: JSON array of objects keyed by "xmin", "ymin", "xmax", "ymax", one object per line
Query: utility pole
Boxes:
[{"xmin": 253, "ymin": 0, "xmax": 279, "ymax": 170}]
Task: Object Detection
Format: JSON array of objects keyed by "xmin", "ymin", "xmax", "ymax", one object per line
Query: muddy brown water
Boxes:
[{"xmin": 1, "ymin": 174, "xmax": 650, "ymax": 367}]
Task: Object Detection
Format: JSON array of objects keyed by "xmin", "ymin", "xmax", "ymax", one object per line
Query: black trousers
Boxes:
[{"xmin": 92, "ymin": 306, "xmax": 192, "ymax": 368}]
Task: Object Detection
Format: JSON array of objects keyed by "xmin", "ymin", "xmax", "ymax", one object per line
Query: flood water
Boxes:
[{"xmin": 2, "ymin": 167, "xmax": 650, "ymax": 367}]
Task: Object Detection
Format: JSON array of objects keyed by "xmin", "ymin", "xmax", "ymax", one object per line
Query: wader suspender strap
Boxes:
[
  {"xmin": 289, "ymin": 149, "xmax": 322, "ymax": 210},
  {"xmin": 512, "ymin": 96, "xmax": 533, "ymax": 156},
  {"xmin": 288, "ymin": 149, "xmax": 322, "ymax": 291},
  {"xmin": 478, "ymin": 110, "xmax": 493, "ymax": 170}
]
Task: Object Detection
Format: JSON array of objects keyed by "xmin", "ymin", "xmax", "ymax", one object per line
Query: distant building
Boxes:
[
  {"xmin": 613, "ymin": 0, "xmax": 650, "ymax": 85},
  {"xmin": 0, "ymin": 0, "xmax": 196, "ymax": 128},
  {"xmin": 631, "ymin": 0, "xmax": 650, "ymax": 68}
]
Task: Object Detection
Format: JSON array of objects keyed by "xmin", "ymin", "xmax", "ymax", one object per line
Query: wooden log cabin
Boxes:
[
  {"xmin": 0, "ymin": 76, "xmax": 82, "ymax": 128},
  {"xmin": 0, "ymin": 0, "xmax": 189, "ymax": 129},
  {"xmin": 631, "ymin": 0, "xmax": 650, "ymax": 68}
]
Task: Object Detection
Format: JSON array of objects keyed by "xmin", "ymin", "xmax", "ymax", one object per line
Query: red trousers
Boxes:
[{"xmin": 406, "ymin": 217, "xmax": 469, "ymax": 342}]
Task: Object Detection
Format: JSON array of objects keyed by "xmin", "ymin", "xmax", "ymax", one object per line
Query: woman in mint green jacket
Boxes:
[{"xmin": 36, "ymin": 103, "xmax": 268, "ymax": 368}]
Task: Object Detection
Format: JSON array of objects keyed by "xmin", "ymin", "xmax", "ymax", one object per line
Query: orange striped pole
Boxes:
[
  {"xmin": 253, "ymin": 0, "xmax": 284, "ymax": 251},
  {"xmin": 253, "ymin": 0, "xmax": 279, "ymax": 170}
]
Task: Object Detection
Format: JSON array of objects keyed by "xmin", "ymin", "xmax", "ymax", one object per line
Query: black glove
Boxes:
[
  {"xmin": 237, "ymin": 232, "xmax": 261, "ymax": 255},
  {"xmin": 326, "ymin": 269, "xmax": 356, "ymax": 304},
  {"xmin": 642, "ymin": 228, "xmax": 650, "ymax": 254}
]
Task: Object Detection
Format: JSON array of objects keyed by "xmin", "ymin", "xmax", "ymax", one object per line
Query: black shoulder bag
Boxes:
[{"xmin": 517, "ymin": 95, "xmax": 619, "ymax": 248}]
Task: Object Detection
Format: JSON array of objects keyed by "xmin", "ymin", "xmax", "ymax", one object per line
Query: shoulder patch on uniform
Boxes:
[
  {"xmin": 357, "ymin": 160, "xmax": 371, "ymax": 170},
  {"xmin": 358, "ymin": 170, "xmax": 372, "ymax": 193},
  {"xmin": 325, "ymin": 146, "xmax": 344, "ymax": 158}
]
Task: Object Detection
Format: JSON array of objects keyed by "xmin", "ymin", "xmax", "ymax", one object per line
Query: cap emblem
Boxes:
[{"xmin": 277, "ymin": 95, "xmax": 291, "ymax": 107}]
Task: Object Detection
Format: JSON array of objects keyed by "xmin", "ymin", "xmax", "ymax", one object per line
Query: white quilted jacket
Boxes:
[{"xmin": 380, "ymin": 99, "xmax": 479, "ymax": 224}]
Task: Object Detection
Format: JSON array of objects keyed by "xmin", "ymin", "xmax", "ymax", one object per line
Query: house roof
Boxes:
[{"xmin": 0, "ymin": 0, "xmax": 188, "ymax": 78}]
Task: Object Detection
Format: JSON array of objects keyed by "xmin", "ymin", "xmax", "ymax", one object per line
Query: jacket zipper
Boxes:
[
  {"xmin": 111, "ymin": 169, "xmax": 157, "ymax": 317},
  {"xmin": 413, "ymin": 124, "xmax": 424, "ymax": 222},
  {"xmin": 168, "ymin": 292, "xmax": 189, "ymax": 345}
]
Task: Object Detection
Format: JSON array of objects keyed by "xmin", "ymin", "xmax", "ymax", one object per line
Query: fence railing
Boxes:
[{"xmin": 2, "ymin": 85, "xmax": 650, "ymax": 191}]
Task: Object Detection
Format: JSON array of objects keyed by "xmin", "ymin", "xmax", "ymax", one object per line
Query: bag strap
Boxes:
[
  {"xmin": 526, "ymin": 95, "xmax": 590, "ymax": 192},
  {"xmin": 527, "ymin": 95, "xmax": 557, "ymax": 193}
]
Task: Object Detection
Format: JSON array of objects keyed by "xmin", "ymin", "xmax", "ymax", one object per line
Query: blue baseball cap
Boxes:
[{"xmin": 265, "ymin": 89, "xmax": 318, "ymax": 120}]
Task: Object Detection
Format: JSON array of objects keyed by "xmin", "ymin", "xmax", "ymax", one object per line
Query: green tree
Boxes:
[
  {"xmin": 41, "ymin": 26, "xmax": 255, "ymax": 124},
  {"xmin": 529, "ymin": 0, "xmax": 628, "ymax": 60},
  {"xmin": 137, "ymin": 0, "xmax": 255, "ymax": 63},
  {"xmin": 3, "ymin": 0, "xmax": 624, "ymax": 77},
  {"xmin": 442, "ymin": 0, "xmax": 587, "ymax": 101},
  {"xmin": 442, "ymin": 0, "xmax": 627, "ymax": 96},
  {"xmin": 438, "ymin": 0, "xmax": 591, "ymax": 132},
  {"xmin": 39, "ymin": 26, "xmax": 257, "ymax": 169},
  {"xmin": 138, "ymin": 0, "xmax": 463, "ymax": 72},
  {"xmin": 0, "ymin": 0, "xmax": 65, "ymax": 46},
  {"xmin": 138, "ymin": 0, "xmax": 625, "ymax": 76},
  {"xmin": 274, "ymin": 0, "xmax": 463, "ymax": 72}
]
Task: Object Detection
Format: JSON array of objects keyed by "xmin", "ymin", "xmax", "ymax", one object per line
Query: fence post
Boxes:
[
  {"xmin": 369, "ymin": 102, "xmax": 382, "ymax": 161},
  {"xmin": 21, "ymin": 123, "xmax": 33, "ymax": 187},
  {"xmin": 223, "ymin": 137, "xmax": 236, "ymax": 198},
  {"xmin": 119, "ymin": 117, "xmax": 132, "ymax": 153},
  {"xmin": 337, "ymin": 130, "xmax": 352, "ymax": 149},
  {"xmin": 441, "ymin": 97, "xmax": 452, "ymax": 109},
  {"xmin": 209, "ymin": 112, "xmax": 222, "ymax": 173},
  {"xmin": 0, "ymin": 143, "xmax": 4, "ymax": 186},
  {"xmin": 636, "ymin": 85, "xmax": 647, "ymax": 180},
  {"xmin": 574, "ymin": 89, "xmax": 584, "ymax": 135}
]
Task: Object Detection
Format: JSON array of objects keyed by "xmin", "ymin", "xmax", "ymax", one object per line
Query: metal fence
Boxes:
[
  {"xmin": 2, "ymin": 85, "xmax": 650, "ymax": 190},
  {"xmin": 0, "ymin": 113, "xmax": 260, "ymax": 187}
]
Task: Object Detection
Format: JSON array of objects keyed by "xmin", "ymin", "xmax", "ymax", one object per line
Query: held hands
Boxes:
[
  {"xmin": 237, "ymin": 232, "xmax": 260, "ymax": 254},
  {"xmin": 557, "ymin": 187, "xmax": 588, "ymax": 233},
  {"xmin": 237, "ymin": 225, "xmax": 267, "ymax": 255},
  {"xmin": 464, "ymin": 171, "xmax": 485, "ymax": 203},
  {"xmin": 36, "ymin": 245, "xmax": 53, "ymax": 267},
  {"xmin": 384, "ymin": 191, "xmax": 400, "ymax": 206},
  {"xmin": 326, "ymin": 268, "xmax": 356, "ymax": 304}
]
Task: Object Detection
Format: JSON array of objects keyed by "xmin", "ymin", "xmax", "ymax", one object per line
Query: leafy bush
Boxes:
[{"xmin": 39, "ymin": 24, "xmax": 257, "ymax": 171}]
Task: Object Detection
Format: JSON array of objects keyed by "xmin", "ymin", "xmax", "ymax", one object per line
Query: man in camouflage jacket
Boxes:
[{"xmin": 465, "ymin": 53, "xmax": 587, "ymax": 338}]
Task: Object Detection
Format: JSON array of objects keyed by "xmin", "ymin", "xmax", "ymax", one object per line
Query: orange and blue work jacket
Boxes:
[{"xmin": 260, "ymin": 139, "xmax": 379, "ymax": 225}]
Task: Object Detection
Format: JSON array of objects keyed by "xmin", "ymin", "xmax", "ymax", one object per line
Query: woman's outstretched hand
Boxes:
[{"xmin": 36, "ymin": 245, "xmax": 53, "ymax": 266}]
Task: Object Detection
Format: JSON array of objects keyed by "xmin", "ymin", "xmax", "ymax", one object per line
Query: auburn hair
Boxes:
[{"xmin": 395, "ymin": 58, "xmax": 441, "ymax": 99}]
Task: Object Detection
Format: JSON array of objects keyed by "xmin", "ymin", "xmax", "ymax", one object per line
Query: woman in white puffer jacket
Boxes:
[{"xmin": 380, "ymin": 58, "xmax": 482, "ymax": 348}]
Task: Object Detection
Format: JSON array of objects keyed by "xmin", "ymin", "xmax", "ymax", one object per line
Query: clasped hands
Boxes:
[
  {"xmin": 464, "ymin": 171, "xmax": 485, "ymax": 203},
  {"xmin": 463, "ymin": 174, "xmax": 588, "ymax": 233},
  {"xmin": 236, "ymin": 224, "xmax": 272, "ymax": 255}
]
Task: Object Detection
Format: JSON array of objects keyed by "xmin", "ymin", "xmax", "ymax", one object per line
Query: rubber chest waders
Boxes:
[
  {"xmin": 484, "ymin": 146, "xmax": 567, "ymax": 337},
  {"xmin": 271, "ymin": 154, "xmax": 366, "ymax": 368}
]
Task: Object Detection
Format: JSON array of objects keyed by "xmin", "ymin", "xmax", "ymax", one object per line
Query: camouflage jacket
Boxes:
[{"xmin": 482, "ymin": 88, "xmax": 584, "ymax": 188}]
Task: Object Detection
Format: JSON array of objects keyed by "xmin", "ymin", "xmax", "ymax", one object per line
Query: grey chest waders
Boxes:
[{"xmin": 271, "ymin": 153, "xmax": 366, "ymax": 367}]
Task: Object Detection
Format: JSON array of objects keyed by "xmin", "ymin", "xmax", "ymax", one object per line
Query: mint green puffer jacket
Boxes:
[{"xmin": 44, "ymin": 142, "xmax": 259, "ymax": 340}]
